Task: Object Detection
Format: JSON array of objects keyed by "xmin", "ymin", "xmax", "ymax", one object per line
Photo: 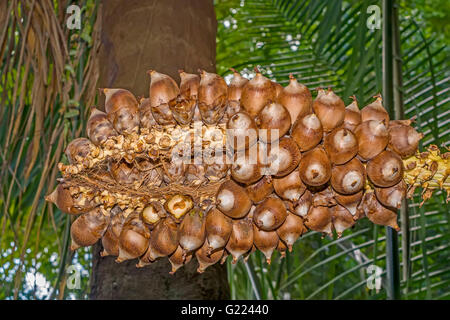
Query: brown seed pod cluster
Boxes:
[{"xmin": 46, "ymin": 68, "xmax": 449, "ymax": 274}]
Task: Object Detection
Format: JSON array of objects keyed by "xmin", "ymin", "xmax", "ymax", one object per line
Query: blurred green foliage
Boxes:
[{"xmin": 399, "ymin": 0, "xmax": 450, "ymax": 46}]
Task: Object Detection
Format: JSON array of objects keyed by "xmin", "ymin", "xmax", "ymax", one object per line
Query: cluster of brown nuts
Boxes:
[{"xmin": 45, "ymin": 67, "xmax": 449, "ymax": 273}]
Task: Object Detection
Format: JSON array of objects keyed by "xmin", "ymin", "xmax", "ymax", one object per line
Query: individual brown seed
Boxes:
[
  {"xmin": 388, "ymin": 124, "xmax": 423, "ymax": 158},
  {"xmin": 45, "ymin": 184, "xmax": 95, "ymax": 215},
  {"xmin": 277, "ymin": 74, "xmax": 312, "ymax": 124},
  {"xmin": 331, "ymin": 157, "xmax": 366, "ymax": 195},
  {"xmin": 354, "ymin": 120, "xmax": 389, "ymax": 160},
  {"xmin": 246, "ymin": 175, "xmax": 274, "ymax": 203},
  {"xmin": 253, "ymin": 197, "xmax": 288, "ymax": 231},
  {"xmin": 359, "ymin": 192, "xmax": 400, "ymax": 231},
  {"xmin": 179, "ymin": 208, "xmax": 206, "ymax": 254},
  {"xmin": 367, "ymin": 150, "xmax": 404, "ymax": 187},
  {"xmin": 332, "ymin": 204, "xmax": 355, "ymax": 238},
  {"xmin": 231, "ymin": 148, "xmax": 263, "ymax": 185},
  {"xmin": 276, "ymin": 212, "xmax": 307, "ymax": 251},
  {"xmin": 298, "ymin": 147, "xmax": 331, "ymax": 186},
  {"xmin": 216, "ymin": 180, "xmax": 252, "ymax": 218},
  {"xmin": 265, "ymin": 137, "xmax": 301, "ymax": 177},
  {"xmin": 86, "ymin": 108, "xmax": 118, "ymax": 146},
  {"xmin": 140, "ymin": 217, "xmax": 178, "ymax": 264},
  {"xmin": 343, "ymin": 96, "xmax": 361, "ymax": 132},
  {"xmin": 168, "ymin": 70, "xmax": 200, "ymax": 125},
  {"xmin": 324, "ymin": 127, "xmax": 358, "ymax": 165},
  {"xmin": 65, "ymin": 138, "xmax": 93, "ymax": 165},
  {"xmin": 375, "ymin": 180, "xmax": 407, "ymax": 209},
  {"xmin": 252, "ymin": 224, "xmax": 279, "ymax": 264},
  {"xmin": 240, "ymin": 67, "xmax": 276, "ymax": 117},
  {"xmin": 361, "ymin": 94, "xmax": 390, "ymax": 124},
  {"xmin": 101, "ymin": 208, "xmax": 125, "ymax": 257},
  {"xmin": 273, "ymin": 168, "xmax": 306, "ymax": 202},
  {"xmin": 304, "ymin": 205, "xmax": 333, "ymax": 237},
  {"xmin": 198, "ymin": 70, "xmax": 228, "ymax": 125},
  {"xmin": 226, "ymin": 111, "xmax": 258, "ymax": 151},
  {"xmin": 205, "ymin": 208, "xmax": 232, "ymax": 254},
  {"xmin": 291, "ymin": 113, "xmax": 323, "ymax": 152},
  {"xmin": 102, "ymin": 88, "xmax": 140, "ymax": 134},
  {"xmin": 117, "ymin": 213, "xmax": 150, "ymax": 262},
  {"xmin": 196, "ymin": 241, "xmax": 224, "ymax": 273},
  {"xmin": 256, "ymin": 102, "xmax": 291, "ymax": 143},
  {"xmin": 148, "ymin": 70, "xmax": 179, "ymax": 125},
  {"xmin": 313, "ymin": 88, "xmax": 345, "ymax": 132},
  {"xmin": 227, "ymin": 68, "xmax": 249, "ymax": 117},
  {"xmin": 226, "ymin": 218, "xmax": 254, "ymax": 263},
  {"xmin": 70, "ymin": 207, "xmax": 110, "ymax": 250}
]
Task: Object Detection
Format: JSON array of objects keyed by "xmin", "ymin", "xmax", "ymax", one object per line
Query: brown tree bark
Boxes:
[{"xmin": 90, "ymin": 0, "xmax": 229, "ymax": 300}]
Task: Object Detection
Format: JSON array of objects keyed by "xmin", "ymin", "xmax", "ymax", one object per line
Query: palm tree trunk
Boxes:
[{"xmin": 89, "ymin": 0, "xmax": 229, "ymax": 300}]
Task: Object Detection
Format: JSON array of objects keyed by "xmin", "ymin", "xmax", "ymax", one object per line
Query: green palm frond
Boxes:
[
  {"xmin": 0, "ymin": 0, "xmax": 100, "ymax": 299},
  {"xmin": 216, "ymin": 0, "xmax": 449, "ymax": 300}
]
